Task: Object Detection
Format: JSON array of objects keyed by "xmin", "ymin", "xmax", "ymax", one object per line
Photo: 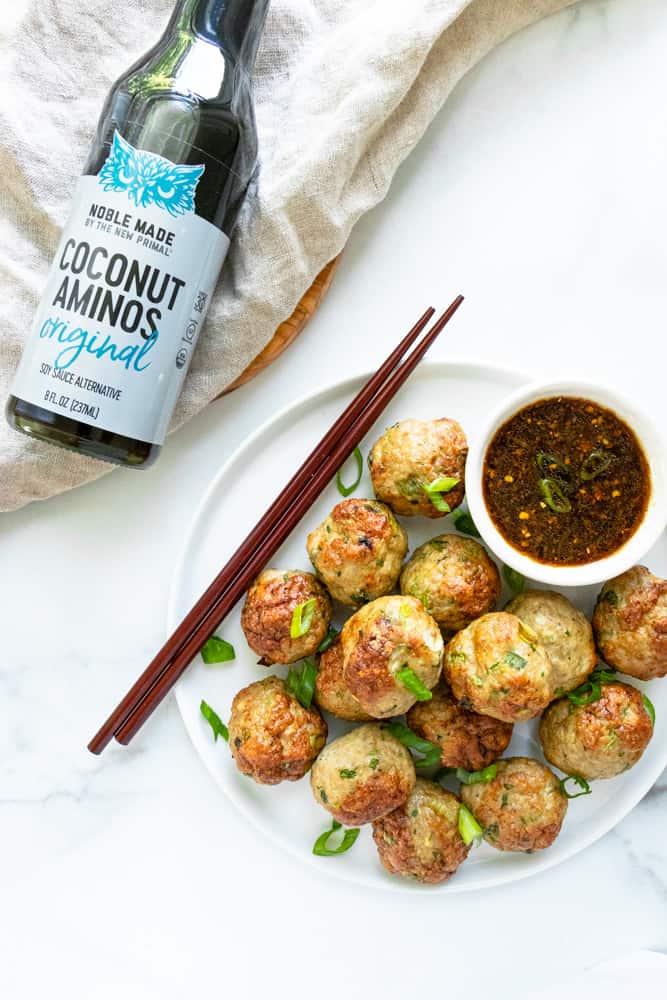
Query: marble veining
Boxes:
[{"xmin": 1, "ymin": 0, "xmax": 666, "ymax": 996}]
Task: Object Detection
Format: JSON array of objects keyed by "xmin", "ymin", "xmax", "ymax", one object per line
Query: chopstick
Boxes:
[
  {"xmin": 87, "ymin": 306, "xmax": 435, "ymax": 755},
  {"xmin": 88, "ymin": 296, "xmax": 463, "ymax": 754}
]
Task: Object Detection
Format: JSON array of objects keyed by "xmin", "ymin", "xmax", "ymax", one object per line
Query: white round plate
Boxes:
[{"xmin": 172, "ymin": 360, "xmax": 667, "ymax": 892}]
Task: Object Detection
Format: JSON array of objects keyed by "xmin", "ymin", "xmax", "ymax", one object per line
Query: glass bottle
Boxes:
[{"xmin": 6, "ymin": 0, "xmax": 268, "ymax": 468}]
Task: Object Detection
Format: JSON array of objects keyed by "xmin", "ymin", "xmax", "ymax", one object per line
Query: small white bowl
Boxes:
[{"xmin": 465, "ymin": 379, "xmax": 667, "ymax": 588}]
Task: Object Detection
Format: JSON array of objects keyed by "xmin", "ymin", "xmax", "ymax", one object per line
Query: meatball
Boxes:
[
  {"xmin": 443, "ymin": 612, "xmax": 554, "ymax": 723},
  {"xmin": 400, "ymin": 534, "xmax": 500, "ymax": 634},
  {"xmin": 341, "ymin": 595, "xmax": 443, "ymax": 718},
  {"xmin": 306, "ymin": 498, "xmax": 408, "ymax": 606},
  {"xmin": 460, "ymin": 757, "xmax": 567, "ymax": 852},
  {"xmin": 506, "ymin": 590, "xmax": 596, "ymax": 694},
  {"xmin": 407, "ymin": 682, "xmax": 513, "ymax": 771},
  {"xmin": 310, "ymin": 723, "xmax": 416, "ymax": 825},
  {"xmin": 368, "ymin": 417, "xmax": 467, "ymax": 518},
  {"xmin": 592, "ymin": 566, "xmax": 667, "ymax": 680},
  {"xmin": 314, "ymin": 637, "xmax": 373, "ymax": 722},
  {"xmin": 240, "ymin": 568, "xmax": 332, "ymax": 665},
  {"xmin": 228, "ymin": 675, "xmax": 327, "ymax": 785},
  {"xmin": 539, "ymin": 681, "xmax": 654, "ymax": 780},
  {"xmin": 372, "ymin": 780, "xmax": 470, "ymax": 884}
]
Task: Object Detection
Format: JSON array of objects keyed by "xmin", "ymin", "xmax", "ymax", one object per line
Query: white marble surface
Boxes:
[{"xmin": 2, "ymin": 0, "xmax": 667, "ymax": 996}]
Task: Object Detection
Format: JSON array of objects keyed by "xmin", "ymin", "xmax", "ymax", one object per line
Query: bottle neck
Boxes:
[{"xmin": 169, "ymin": 0, "xmax": 269, "ymax": 68}]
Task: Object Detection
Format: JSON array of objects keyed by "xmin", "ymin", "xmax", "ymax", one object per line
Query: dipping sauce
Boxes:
[{"xmin": 483, "ymin": 396, "xmax": 650, "ymax": 566}]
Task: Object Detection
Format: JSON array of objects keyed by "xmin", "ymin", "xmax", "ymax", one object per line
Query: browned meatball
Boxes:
[
  {"xmin": 593, "ymin": 566, "xmax": 667, "ymax": 680},
  {"xmin": 372, "ymin": 780, "xmax": 470, "ymax": 884},
  {"xmin": 400, "ymin": 534, "xmax": 500, "ymax": 634},
  {"xmin": 240, "ymin": 568, "xmax": 332, "ymax": 665},
  {"xmin": 228, "ymin": 676, "xmax": 327, "ymax": 785},
  {"xmin": 307, "ymin": 498, "xmax": 408, "ymax": 606},
  {"xmin": 539, "ymin": 681, "xmax": 654, "ymax": 780},
  {"xmin": 460, "ymin": 757, "xmax": 567, "ymax": 853},
  {"xmin": 310, "ymin": 723, "xmax": 415, "ymax": 825},
  {"xmin": 314, "ymin": 637, "xmax": 373, "ymax": 722},
  {"xmin": 506, "ymin": 590, "xmax": 596, "ymax": 694},
  {"xmin": 407, "ymin": 682, "xmax": 513, "ymax": 771},
  {"xmin": 368, "ymin": 418, "xmax": 467, "ymax": 518},
  {"xmin": 443, "ymin": 612, "xmax": 554, "ymax": 723},
  {"xmin": 341, "ymin": 595, "xmax": 443, "ymax": 718}
]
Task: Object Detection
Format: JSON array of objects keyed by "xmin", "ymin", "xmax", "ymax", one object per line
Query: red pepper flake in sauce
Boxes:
[{"xmin": 482, "ymin": 396, "xmax": 650, "ymax": 566}]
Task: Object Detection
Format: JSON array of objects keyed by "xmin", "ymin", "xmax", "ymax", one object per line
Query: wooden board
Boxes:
[{"xmin": 221, "ymin": 256, "xmax": 341, "ymax": 396}]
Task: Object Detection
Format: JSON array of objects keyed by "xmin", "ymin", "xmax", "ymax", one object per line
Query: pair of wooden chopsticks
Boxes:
[{"xmin": 88, "ymin": 296, "xmax": 464, "ymax": 754}]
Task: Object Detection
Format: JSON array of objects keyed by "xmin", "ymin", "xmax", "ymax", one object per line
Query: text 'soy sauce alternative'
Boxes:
[{"xmin": 7, "ymin": 0, "xmax": 268, "ymax": 467}]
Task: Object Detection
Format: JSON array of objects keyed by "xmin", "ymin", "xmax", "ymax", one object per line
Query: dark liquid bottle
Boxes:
[{"xmin": 6, "ymin": 0, "xmax": 268, "ymax": 468}]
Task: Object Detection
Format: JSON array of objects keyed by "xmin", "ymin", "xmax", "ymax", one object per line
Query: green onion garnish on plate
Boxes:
[
  {"xmin": 312, "ymin": 819, "xmax": 360, "ymax": 856},
  {"xmin": 454, "ymin": 764, "xmax": 498, "ymax": 785},
  {"xmin": 286, "ymin": 658, "xmax": 318, "ymax": 708},
  {"xmin": 642, "ymin": 693, "xmax": 656, "ymax": 727},
  {"xmin": 568, "ymin": 680, "xmax": 602, "ymax": 706},
  {"xmin": 568, "ymin": 679, "xmax": 602, "ymax": 706},
  {"xmin": 591, "ymin": 667, "xmax": 617, "ymax": 683},
  {"xmin": 567, "ymin": 667, "xmax": 617, "ymax": 707},
  {"xmin": 290, "ymin": 598, "xmax": 317, "ymax": 638},
  {"xmin": 422, "ymin": 476, "xmax": 459, "ymax": 513},
  {"xmin": 317, "ymin": 625, "xmax": 338, "ymax": 654},
  {"xmin": 200, "ymin": 699, "xmax": 229, "ymax": 742},
  {"xmin": 384, "ymin": 721, "xmax": 441, "ymax": 768},
  {"xmin": 502, "ymin": 564, "xmax": 526, "ymax": 594},
  {"xmin": 395, "ymin": 665, "xmax": 433, "ymax": 701},
  {"xmin": 336, "ymin": 446, "xmax": 363, "ymax": 497},
  {"xmin": 458, "ymin": 804, "xmax": 483, "ymax": 846},
  {"xmin": 453, "ymin": 510, "xmax": 480, "ymax": 537},
  {"xmin": 559, "ymin": 774, "xmax": 592, "ymax": 799},
  {"xmin": 200, "ymin": 635, "xmax": 235, "ymax": 664}
]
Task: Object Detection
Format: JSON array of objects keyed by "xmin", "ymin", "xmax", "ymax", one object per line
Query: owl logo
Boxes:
[{"xmin": 98, "ymin": 132, "xmax": 205, "ymax": 217}]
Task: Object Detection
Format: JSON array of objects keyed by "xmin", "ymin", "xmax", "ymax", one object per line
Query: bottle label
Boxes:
[{"xmin": 10, "ymin": 132, "xmax": 229, "ymax": 445}]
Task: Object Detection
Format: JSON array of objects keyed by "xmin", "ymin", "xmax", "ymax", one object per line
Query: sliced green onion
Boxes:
[
  {"xmin": 601, "ymin": 589, "xmax": 619, "ymax": 607},
  {"xmin": 566, "ymin": 668, "xmax": 617, "ymax": 706},
  {"xmin": 455, "ymin": 764, "xmax": 497, "ymax": 785},
  {"xmin": 286, "ymin": 658, "xmax": 318, "ymax": 708},
  {"xmin": 580, "ymin": 449, "xmax": 613, "ymax": 481},
  {"xmin": 336, "ymin": 446, "xmax": 363, "ymax": 498},
  {"xmin": 568, "ymin": 679, "xmax": 602, "ymax": 706},
  {"xmin": 422, "ymin": 476, "xmax": 459, "ymax": 513},
  {"xmin": 290, "ymin": 598, "xmax": 317, "ymax": 639},
  {"xmin": 312, "ymin": 819, "xmax": 360, "ymax": 857},
  {"xmin": 539, "ymin": 478, "xmax": 572, "ymax": 514},
  {"xmin": 458, "ymin": 805, "xmax": 483, "ymax": 847},
  {"xmin": 414, "ymin": 747, "xmax": 443, "ymax": 769},
  {"xmin": 200, "ymin": 635, "xmax": 235, "ymax": 664},
  {"xmin": 200, "ymin": 699, "xmax": 228, "ymax": 742},
  {"xmin": 591, "ymin": 667, "xmax": 617, "ymax": 683},
  {"xmin": 504, "ymin": 651, "xmax": 527, "ymax": 671},
  {"xmin": 395, "ymin": 665, "xmax": 433, "ymax": 702},
  {"xmin": 318, "ymin": 626, "xmax": 339, "ymax": 654},
  {"xmin": 642, "ymin": 693, "xmax": 656, "ymax": 727},
  {"xmin": 384, "ymin": 721, "xmax": 441, "ymax": 768},
  {"xmin": 453, "ymin": 510, "xmax": 481, "ymax": 537},
  {"xmin": 559, "ymin": 774, "xmax": 592, "ymax": 799},
  {"xmin": 339, "ymin": 768, "xmax": 356, "ymax": 779},
  {"xmin": 503, "ymin": 564, "xmax": 526, "ymax": 594}
]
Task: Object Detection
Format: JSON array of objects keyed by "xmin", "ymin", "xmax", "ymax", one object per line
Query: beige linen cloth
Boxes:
[{"xmin": 0, "ymin": 0, "xmax": 576, "ymax": 512}]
